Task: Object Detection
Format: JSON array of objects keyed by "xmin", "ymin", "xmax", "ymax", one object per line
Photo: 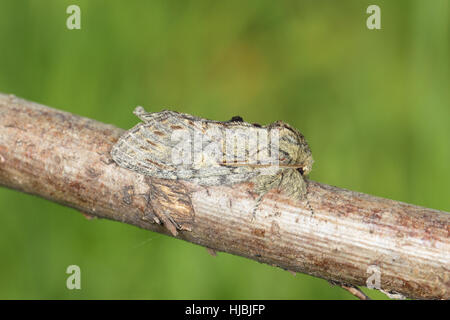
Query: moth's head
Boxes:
[{"xmin": 273, "ymin": 121, "xmax": 314, "ymax": 176}]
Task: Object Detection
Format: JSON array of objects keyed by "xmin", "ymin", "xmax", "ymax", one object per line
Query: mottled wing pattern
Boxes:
[{"xmin": 110, "ymin": 109, "xmax": 260, "ymax": 186}]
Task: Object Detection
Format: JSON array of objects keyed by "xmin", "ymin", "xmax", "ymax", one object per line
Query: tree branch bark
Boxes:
[{"xmin": 0, "ymin": 93, "xmax": 448, "ymax": 299}]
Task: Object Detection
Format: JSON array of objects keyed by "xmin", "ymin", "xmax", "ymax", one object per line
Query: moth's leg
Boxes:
[
  {"xmin": 278, "ymin": 169, "xmax": 315, "ymax": 215},
  {"xmin": 135, "ymin": 190, "xmax": 179, "ymax": 236},
  {"xmin": 278, "ymin": 169, "xmax": 307, "ymax": 201},
  {"xmin": 205, "ymin": 247, "xmax": 218, "ymax": 257},
  {"xmin": 252, "ymin": 193, "xmax": 265, "ymax": 221},
  {"xmin": 138, "ymin": 192, "xmax": 161, "ymax": 224},
  {"xmin": 98, "ymin": 151, "xmax": 116, "ymax": 165},
  {"xmin": 250, "ymin": 172, "xmax": 283, "ymax": 219},
  {"xmin": 151, "ymin": 205, "xmax": 180, "ymax": 237},
  {"xmin": 328, "ymin": 281, "xmax": 371, "ymax": 300},
  {"xmin": 122, "ymin": 189, "xmax": 177, "ymax": 234}
]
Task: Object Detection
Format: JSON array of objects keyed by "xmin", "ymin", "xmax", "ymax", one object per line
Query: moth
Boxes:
[{"xmin": 111, "ymin": 107, "xmax": 313, "ymax": 232}]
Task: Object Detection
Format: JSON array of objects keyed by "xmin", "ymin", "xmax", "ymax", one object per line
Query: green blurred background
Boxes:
[{"xmin": 0, "ymin": 0, "xmax": 448, "ymax": 299}]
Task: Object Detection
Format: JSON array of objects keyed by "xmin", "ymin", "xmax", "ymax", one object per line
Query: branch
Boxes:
[{"xmin": 0, "ymin": 93, "xmax": 448, "ymax": 299}]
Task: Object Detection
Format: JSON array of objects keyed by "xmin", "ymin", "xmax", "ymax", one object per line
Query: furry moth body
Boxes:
[{"xmin": 111, "ymin": 107, "xmax": 313, "ymax": 232}]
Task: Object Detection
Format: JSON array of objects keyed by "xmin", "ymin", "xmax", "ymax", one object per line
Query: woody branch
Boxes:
[{"xmin": 0, "ymin": 93, "xmax": 448, "ymax": 299}]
